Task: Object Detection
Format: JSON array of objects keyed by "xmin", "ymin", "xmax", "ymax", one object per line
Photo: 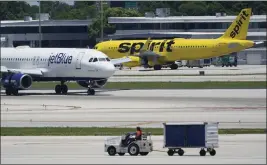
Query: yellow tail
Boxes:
[{"xmin": 219, "ymin": 8, "xmax": 252, "ymax": 40}]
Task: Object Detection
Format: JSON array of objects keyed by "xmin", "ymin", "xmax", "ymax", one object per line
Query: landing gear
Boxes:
[
  {"xmin": 87, "ymin": 88, "xmax": 95, "ymax": 95},
  {"xmin": 54, "ymin": 81, "xmax": 68, "ymax": 94},
  {"xmin": 86, "ymin": 80, "xmax": 96, "ymax": 95},
  {"xmin": 170, "ymin": 63, "xmax": 178, "ymax": 70},
  {"xmin": 5, "ymin": 87, "xmax": 19, "ymax": 96},
  {"xmin": 153, "ymin": 64, "xmax": 162, "ymax": 70}
]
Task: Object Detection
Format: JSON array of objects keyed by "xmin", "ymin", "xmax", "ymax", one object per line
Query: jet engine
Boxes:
[
  {"xmin": 2, "ymin": 73, "xmax": 33, "ymax": 90},
  {"xmin": 76, "ymin": 79, "xmax": 108, "ymax": 88}
]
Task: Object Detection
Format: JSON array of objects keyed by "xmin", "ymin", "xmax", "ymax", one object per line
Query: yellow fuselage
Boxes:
[{"xmin": 95, "ymin": 38, "xmax": 254, "ymax": 65}]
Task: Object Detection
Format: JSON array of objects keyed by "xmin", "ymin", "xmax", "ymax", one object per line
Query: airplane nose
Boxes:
[{"xmin": 100, "ymin": 63, "xmax": 115, "ymax": 77}]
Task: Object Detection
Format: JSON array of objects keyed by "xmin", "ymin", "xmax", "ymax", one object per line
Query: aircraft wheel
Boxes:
[
  {"xmin": 55, "ymin": 85, "xmax": 61, "ymax": 94},
  {"xmin": 5, "ymin": 88, "xmax": 12, "ymax": 96},
  {"xmin": 61, "ymin": 84, "xmax": 68, "ymax": 94},
  {"xmin": 153, "ymin": 65, "xmax": 162, "ymax": 70},
  {"xmin": 11, "ymin": 88, "xmax": 19, "ymax": 96},
  {"xmin": 170, "ymin": 63, "xmax": 178, "ymax": 70},
  {"xmin": 87, "ymin": 88, "xmax": 95, "ymax": 95}
]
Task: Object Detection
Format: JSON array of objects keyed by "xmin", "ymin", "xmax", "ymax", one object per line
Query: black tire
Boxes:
[
  {"xmin": 140, "ymin": 152, "xmax": 149, "ymax": 156},
  {"xmin": 87, "ymin": 88, "xmax": 95, "ymax": 95},
  {"xmin": 118, "ymin": 153, "xmax": 125, "ymax": 156},
  {"xmin": 153, "ymin": 65, "xmax": 162, "ymax": 70},
  {"xmin": 178, "ymin": 149, "xmax": 184, "ymax": 156},
  {"xmin": 200, "ymin": 149, "xmax": 206, "ymax": 156},
  {"xmin": 12, "ymin": 89, "xmax": 19, "ymax": 96},
  {"xmin": 55, "ymin": 85, "xmax": 61, "ymax": 94},
  {"xmin": 61, "ymin": 85, "xmax": 68, "ymax": 94},
  {"xmin": 128, "ymin": 143, "xmax": 139, "ymax": 156},
  {"xmin": 5, "ymin": 88, "xmax": 12, "ymax": 96},
  {"xmin": 209, "ymin": 149, "xmax": 216, "ymax": 156},
  {"xmin": 170, "ymin": 64, "xmax": 178, "ymax": 70},
  {"xmin": 167, "ymin": 149, "xmax": 174, "ymax": 156},
  {"xmin": 107, "ymin": 146, "xmax": 116, "ymax": 156}
]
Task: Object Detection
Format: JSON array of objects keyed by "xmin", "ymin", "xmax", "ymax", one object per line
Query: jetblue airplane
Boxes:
[{"xmin": 0, "ymin": 46, "xmax": 131, "ymax": 96}]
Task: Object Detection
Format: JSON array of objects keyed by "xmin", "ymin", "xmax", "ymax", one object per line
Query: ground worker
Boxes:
[{"xmin": 136, "ymin": 126, "xmax": 142, "ymax": 140}]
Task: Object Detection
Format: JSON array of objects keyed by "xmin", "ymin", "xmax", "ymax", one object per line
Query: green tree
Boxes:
[{"xmin": 88, "ymin": 7, "xmax": 142, "ymax": 41}]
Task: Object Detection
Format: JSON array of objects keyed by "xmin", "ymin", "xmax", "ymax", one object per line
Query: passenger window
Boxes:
[
  {"xmin": 106, "ymin": 58, "xmax": 110, "ymax": 61},
  {"xmin": 89, "ymin": 58, "xmax": 93, "ymax": 62}
]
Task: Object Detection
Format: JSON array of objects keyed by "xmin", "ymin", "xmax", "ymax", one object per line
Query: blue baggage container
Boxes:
[{"xmin": 163, "ymin": 122, "xmax": 219, "ymax": 156}]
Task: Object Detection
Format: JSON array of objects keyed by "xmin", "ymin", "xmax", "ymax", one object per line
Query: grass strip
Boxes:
[
  {"xmin": 1, "ymin": 127, "xmax": 266, "ymax": 136},
  {"xmin": 14, "ymin": 81, "xmax": 267, "ymax": 89}
]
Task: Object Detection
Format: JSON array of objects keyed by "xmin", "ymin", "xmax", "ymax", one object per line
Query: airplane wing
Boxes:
[
  {"xmin": 1, "ymin": 66, "xmax": 47, "ymax": 76},
  {"xmin": 110, "ymin": 57, "xmax": 132, "ymax": 65}
]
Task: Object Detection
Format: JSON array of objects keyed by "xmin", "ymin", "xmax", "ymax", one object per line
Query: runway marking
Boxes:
[
  {"xmin": 1, "ymin": 104, "xmax": 266, "ymax": 112},
  {"xmin": 1, "ymin": 103, "xmax": 81, "ymax": 111}
]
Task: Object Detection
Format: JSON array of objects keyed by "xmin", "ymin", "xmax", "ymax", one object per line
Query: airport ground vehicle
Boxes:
[
  {"xmin": 221, "ymin": 55, "xmax": 238, "ymax": 67},
  {"xmin": 163, "ymin": 122, "xmax": 219, "ymax": 156},
  {"xmin": 104, "ymin": 132, "xmax": 153, "ymax": 156},
  {"xmin": 214, "ymin": 55, "xmax": 237, "ymax": 67}
]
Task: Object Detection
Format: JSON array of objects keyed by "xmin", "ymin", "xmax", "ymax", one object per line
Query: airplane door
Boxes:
[
  {"xmin": 75, "ymin": 52, "xmax": 85, "ymax": 69},
  {"xmin": 36, "ymin": 56, "xmax": 40, "ymax": 66},
  {"xmin": 33, "ymin": 56, "xmax": 40, "ymax": 67}
]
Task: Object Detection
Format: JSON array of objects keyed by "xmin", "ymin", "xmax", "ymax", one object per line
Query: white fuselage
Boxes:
[{"xmin": 1, "ymin": 47, "xmax": 116, "ymax": 80}]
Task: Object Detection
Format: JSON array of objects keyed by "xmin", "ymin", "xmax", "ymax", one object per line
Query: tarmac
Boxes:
[
  {"xmin": 110, "ymin": 65, "xmax": 266, "ymax": 82},
  {"xmin": 113, "ymin": 65, "xmax": 266, "ymax": 76},
  {"xmin": 1, "ymin": 134, "xmax": 266, "ymax": 164},
  {"xmin": 1, "ymin": 89, "xmax": 266, "ymax": 128},
  {"xmin": 108, "ymin": 75, "xmax": 266, "ymax": 82}
]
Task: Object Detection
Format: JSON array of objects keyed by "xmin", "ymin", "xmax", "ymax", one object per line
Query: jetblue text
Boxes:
[{"xmin": 48, "ymin": 53, "xmax": 73, "ymax": 66}]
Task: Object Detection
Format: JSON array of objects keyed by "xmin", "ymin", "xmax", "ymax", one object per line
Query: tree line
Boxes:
[{"xmin": 0, "ymin": 1, "xmax": 266, "ymax": 41}]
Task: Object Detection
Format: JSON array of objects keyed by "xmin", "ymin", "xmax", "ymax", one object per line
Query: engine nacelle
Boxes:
[
  {"xmin": 76, "ymin": 79, "xmax": 108, "ymax": 88},
  {"xmin": 2, "ymin": 73, "xmax": 32, "ymax": 90}
]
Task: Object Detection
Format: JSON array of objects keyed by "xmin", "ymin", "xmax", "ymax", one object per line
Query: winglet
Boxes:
[{"xmin": 219, "ymin": 8, "xmax": 252, "ymax": 40}]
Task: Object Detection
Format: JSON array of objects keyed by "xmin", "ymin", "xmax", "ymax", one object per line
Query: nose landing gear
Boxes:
[
  {"xmin": 87, "ymin": 80, "xmax": 96, "ymax": 95},
  {"xmin": 87, "ymin": 88, "xmax": 95, "ymax": 95}
]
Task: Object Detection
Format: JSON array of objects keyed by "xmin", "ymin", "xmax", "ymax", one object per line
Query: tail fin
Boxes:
[
  {"xmin": 140, "ymin": 37, "xmax": 152, "ymax": 53},
  {"xmin": 219, "ymin": 8, "xmax": 252, "ymax": 40}
]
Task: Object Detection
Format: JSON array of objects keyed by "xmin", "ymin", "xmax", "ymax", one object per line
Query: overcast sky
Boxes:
[{"xmin": 25, "ymin": 1, "xmax": 75, "ymax": 6}]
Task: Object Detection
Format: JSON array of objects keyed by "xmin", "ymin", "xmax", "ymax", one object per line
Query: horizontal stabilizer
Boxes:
[{"xmin": 254, "ymin": 41, "xmax": 264, "ymax": 45}]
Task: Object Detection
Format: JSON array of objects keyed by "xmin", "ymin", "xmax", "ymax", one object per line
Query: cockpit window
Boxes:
[
  {"xmin": 89, "ymin": 58, "xmax": 93, "ymax": 62},
  {"xmin": 106, "ymin": 58, "xmax": 110, "ymax": 61},
  {"xmin": 93, "ymin": 58, "xmax": 98, "ymax": 62},
  {"xmin": 98, "ymin": 58, "xmax": 106, "ymax": 61}
]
